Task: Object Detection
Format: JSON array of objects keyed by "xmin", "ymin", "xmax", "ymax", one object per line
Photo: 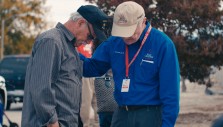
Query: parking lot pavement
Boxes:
[
  {"xmin": 1, "ymin": 103, "xmax": 99, "ymax": 127},
  {"xmin": 3, "ymin": 103, "xmax": 22, "ymax": 126}
]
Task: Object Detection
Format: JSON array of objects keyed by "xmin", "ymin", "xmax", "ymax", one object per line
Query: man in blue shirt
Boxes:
[{"xmin": 82, "ymin": 1, "xmax": 180, "ymax": 127}]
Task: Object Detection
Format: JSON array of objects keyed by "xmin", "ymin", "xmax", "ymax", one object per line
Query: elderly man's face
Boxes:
[
  {"xmin": 74, "ymin": 20, "xmax": 96, "ymax": 47},
  {"xmin": 122, "ymin": 18, "xmax": 146, "ymax": 45}
]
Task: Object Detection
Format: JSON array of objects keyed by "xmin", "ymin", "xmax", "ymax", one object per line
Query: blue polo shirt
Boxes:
[{"xmin": 82, "ymin": 22, "xmax": 180, "ymax": 127}]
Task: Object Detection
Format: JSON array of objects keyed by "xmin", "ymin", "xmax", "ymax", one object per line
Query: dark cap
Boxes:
[{"xmin": 77, "ymin": 5, "xmax": 109, "ymax": 42}]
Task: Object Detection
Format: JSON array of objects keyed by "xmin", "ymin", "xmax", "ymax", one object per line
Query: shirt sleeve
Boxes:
[
  {"xmin": 82, "ymin": 40, "xmax": 111, "ymax": 77},
  {"xmin": 158, "ymin": 37, "xmax": 180, "ymax": 127},
  {"xmin": 29, "ymin": 38, "xmax": 61, "ymax": 125}
]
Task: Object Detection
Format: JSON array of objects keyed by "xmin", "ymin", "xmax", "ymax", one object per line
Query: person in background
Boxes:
[
  {"xmin": 94, "ymin": 69, "xmax": 118, "ymax": 127},
  {"xmin": 93, "ymin": 16, "xmax": 117, "ymax": 127},
  {"xmin": 81, "ymin": 1, "xmax": 180, "ymax": 127},
  {"xmin": 77, "ymin": 43, "xmax": 99, "ymax": 127},
  {"xmin": 21, "ymin": 5, "xmax": 108, "ymax": 127},
  {"xmin": 78, "ymin": 16, "xmax": 113, "ymax": 127}
]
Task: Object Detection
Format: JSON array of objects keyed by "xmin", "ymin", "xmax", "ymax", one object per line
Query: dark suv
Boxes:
[{"xmin": 0, "ymin": 55, "xmax": 29, "ymax": 110}]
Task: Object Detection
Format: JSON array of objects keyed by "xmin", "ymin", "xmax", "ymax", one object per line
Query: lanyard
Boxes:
[{"xmin": 125, "ymin": 25, "xmax": 152, "ymax": 78}]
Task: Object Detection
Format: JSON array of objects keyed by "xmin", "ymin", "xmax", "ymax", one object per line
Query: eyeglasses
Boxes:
[{"xmin": 87, "ymin": 23, "xmax": 95, "ymax": 41}]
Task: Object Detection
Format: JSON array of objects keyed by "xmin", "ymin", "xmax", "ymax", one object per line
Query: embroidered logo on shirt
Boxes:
[
  {"xmin": 141, "ymin": 59, "xmax": 154, "ymax": 64},
  {"xmin": 145, "ymin": 53, "xmax": 153, "ymax": 59},
  {"xmin": 114, "ymin": 51, "xmax": 124, "ymax": 54},
  {"xmin": 141, "ymin": 53, "xmax": 154, "ymax": 64}
]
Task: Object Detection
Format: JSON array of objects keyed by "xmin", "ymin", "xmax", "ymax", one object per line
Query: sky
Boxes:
[{"xmin": 45, "ymin": 0, "xmax": 94, "ymax": 26}]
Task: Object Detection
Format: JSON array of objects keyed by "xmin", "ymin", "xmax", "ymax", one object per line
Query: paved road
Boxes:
[
  {"xmin": 3, "ymin": 103, "xmax": 22, "ymax": 126},
  {"xmin": 1, "ymin": 103, "xmax": 98, "ymax": 127}
]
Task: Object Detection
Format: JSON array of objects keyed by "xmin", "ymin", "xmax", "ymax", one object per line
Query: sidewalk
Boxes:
[{"xmin": 176, "ymin": 82, "xmax": 223, "ymax": 127}]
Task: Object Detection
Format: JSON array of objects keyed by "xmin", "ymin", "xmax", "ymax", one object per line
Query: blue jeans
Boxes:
[{"xmin": 98, "ymin": 112, "xmax": 114, "ymax": 127}]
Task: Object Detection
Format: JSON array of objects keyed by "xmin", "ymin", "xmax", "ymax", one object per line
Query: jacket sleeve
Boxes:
[
  {"xmin": 29, "ymin": 38, "xmax": 61, "ymax": 126},
  {"xmin": 158, "ymin": 37, "xmax": 180, "ymax": 127}
]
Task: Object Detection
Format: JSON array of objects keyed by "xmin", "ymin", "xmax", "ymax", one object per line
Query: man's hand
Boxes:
[{"xmin": 47, "ymin": 121, "xmax": 60, "ymax": 127}]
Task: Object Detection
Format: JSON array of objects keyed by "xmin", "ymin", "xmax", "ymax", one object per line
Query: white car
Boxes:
[{"xmin": 0, "ymin": 76, "xmax": 7, "ymax": 109}]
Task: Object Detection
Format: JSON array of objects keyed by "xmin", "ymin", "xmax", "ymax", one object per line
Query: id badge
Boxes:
[{"xmin": 121, "ymin": 79, "xmax": 130, "ymax": 92}]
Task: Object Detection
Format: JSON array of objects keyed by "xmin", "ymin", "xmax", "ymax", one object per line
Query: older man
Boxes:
[
  {"xmin": 21, "ymin": 5, "xmax": 108, "ymax": 127},
  {"xmin": 81, "ymin": 1, "xmax": 180, "ymax": 127}
]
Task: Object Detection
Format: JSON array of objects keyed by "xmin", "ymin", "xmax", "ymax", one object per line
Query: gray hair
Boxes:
[{"xmin": 69, "ymin": 12, "xmax": 84, "ymax": 21}]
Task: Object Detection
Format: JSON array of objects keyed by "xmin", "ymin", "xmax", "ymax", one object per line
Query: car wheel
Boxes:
[{"xmin": 6, "ymin": 101, "xmax": 11, "ymax": 110}]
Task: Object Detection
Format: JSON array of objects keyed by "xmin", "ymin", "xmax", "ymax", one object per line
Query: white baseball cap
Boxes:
[{"xmin": 111, "ymin": 1, "xmax": 145, "ymax": 37}]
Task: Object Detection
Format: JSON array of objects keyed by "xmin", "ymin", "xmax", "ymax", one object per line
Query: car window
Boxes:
[{"xmin": 0, "ymin": 57, "xmax": 29, "ymax": 75}]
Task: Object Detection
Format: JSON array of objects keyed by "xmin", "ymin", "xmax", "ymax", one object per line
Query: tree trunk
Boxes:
[{"xmin": 181, "ymin": 77, "xmax": 187, "ymax": 92}]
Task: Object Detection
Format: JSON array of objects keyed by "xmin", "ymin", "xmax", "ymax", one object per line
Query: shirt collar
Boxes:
[
  {"xmin": 56, "ymin": 22, "xmax": 76, "ymax": 43},
  {"xmin": 139, "ymin": 21, "xmax": 150, "ymax": 42}
]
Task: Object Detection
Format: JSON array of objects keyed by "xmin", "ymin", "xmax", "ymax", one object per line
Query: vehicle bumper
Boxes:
[{"xmin": 7, "ymin": 90, "xmax": 24, "ymax": 103}]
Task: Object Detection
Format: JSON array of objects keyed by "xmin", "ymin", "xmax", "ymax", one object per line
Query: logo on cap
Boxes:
[{"xmin": 118, "ymin": 15, "xmax": 127, "ymax": 24}]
